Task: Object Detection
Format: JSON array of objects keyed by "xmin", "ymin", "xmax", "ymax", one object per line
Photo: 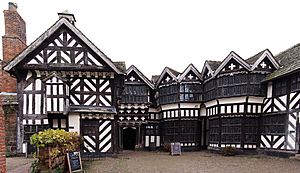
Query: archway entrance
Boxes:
[{"xmin": 123, "ymin": 127, "xmax": 136, "ymax": 150}]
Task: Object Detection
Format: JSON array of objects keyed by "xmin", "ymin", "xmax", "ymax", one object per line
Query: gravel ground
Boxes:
[{"xmin": 83, "ymin": 151, "xmax": 300, "ymax": 173}]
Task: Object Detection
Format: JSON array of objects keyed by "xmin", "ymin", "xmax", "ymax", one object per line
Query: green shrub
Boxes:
[
  {"xmin": 30, "ymin": 129, "xmax": 82, "ymax": 172},
  {"xmin": 30, "ymin": 160, "xmax": 40, "ymax": 173},
  {"xmin": 30, "ymin": 129, "xmax": 81, "ymax": 154},
  {"xmin": 222, "ymin": 146, "xmax": 236, "ymax": 156}
]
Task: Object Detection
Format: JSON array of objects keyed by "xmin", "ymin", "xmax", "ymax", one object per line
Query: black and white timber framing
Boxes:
[{"xmin": 4, "ymin": 12, "xmax": 300, "ymax": 155}]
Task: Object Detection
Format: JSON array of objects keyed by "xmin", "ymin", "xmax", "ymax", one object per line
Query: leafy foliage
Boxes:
[
  {"xmin": 222, "ymin": 146, "xmax": 236, "ymax": 156},
  {"xmin": 30, "ymin": 129, "xmax": 81, "ymax": 152},
  {"xmin": 162, "ymin": 143, "xmax": 171, "ymax": 152},
  {"xmin": 30, "ymin": 129, "xmax": 82, "ymax": 172},
  {"xmin": 30, "ymin": 160, "xmax": 40, "ymax": 173}
]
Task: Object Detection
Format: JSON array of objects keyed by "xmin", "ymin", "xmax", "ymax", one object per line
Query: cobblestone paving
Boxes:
[{"xmin": 83, "ymin": 151, "xmax": 300, "ymax": 173}]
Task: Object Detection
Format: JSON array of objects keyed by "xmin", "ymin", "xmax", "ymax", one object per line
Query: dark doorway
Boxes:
[{"xmin": 123, "ymin": 128, "xmax": 136, "ymax": 150}]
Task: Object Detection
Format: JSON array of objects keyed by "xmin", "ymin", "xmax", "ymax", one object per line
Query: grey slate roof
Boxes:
[
  {"xmin": 246, "ymin": 49, "xmax": 266, "ymax": 65},
  {"xmin": 206, "ymin": 60, "xmax": 221, "ymax": 71},
  {"xmin": 151, "ymin": 75, "xmax": 160, "ymax": 83},
  {"xmin": 166, "ymin": 67, "xmax": 180, "ymax": 77},
  {"xmin": 265, "ymin": 43, "xmax": 300, "ymax": 81},
  {"xmin": 113, "ymin": 62, "xmax": 126, "ymax": 73}
]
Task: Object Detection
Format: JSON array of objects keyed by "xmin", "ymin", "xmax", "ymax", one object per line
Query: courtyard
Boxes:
[
  {"xmin": 82, "ymin": 151, "xmax": 300, "ymax": 173},
  {"xmin": 6, "ymin": 151, "xmax": 300, "ymax": 173}
]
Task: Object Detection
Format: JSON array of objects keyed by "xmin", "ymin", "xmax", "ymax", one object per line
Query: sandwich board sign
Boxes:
[
  {"xmin": 171, "ymin": 142, "xmax": 181, "ymax": 156},
  {"xmin": 67, "ymin": 151, "xmax": 83, "ymax": 172}
]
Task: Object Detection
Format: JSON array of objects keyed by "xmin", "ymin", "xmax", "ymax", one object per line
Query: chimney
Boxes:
[
  {"xmin": 58, "ymin": 10, "xmax": 76, "ymax": 25},
  {"xmin": 1, "ymin": 2, "xmax": 27, "ymax": 93},
  {"xmin": 2, "ymin": 2, "xmax": 27, "ymax": 62}
]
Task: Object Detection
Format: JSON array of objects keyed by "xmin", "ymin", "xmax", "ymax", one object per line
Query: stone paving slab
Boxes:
[{"xmin": 6, "ymin": 157, "xmax": 35, "ymax": 173}]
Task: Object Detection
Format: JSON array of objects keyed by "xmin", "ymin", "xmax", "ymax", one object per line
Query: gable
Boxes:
[
  {"xmin": 156, "ymin": 68, "xmax": 178, "ymax": 86},
  {"xmin": 251, "ymin": 50, "xmax": 279, "ymax": 71},
  {"xmin": 214, "ymin": 52, "xmax": 250, "ymax": 76},
  {"xmin": 4, "ymin": 18, "xmax": 123, "ymax": 74},
  {"xmin": 178, "ymin": 64, "xmax": 202, "ymax": 82},
  {"xmin": 253, "ymin": 57, "xmax": 275, "ymax": 71},
  {"xmin": 221, "ymin": 58, "xmax": 246, "ymax": 72},
  {"xmin": 202, "ymin": 62, "xmax": 214, "ymax": 80},
  {"xmin": 24, "ymin": 27, "xmax": 109, "ymax": 69},
  {"xmin": 180, "ymin": 70, "xmax": 200, "ymax": 81},
  {"xmin": 125, "ymin": 66, "xmax": 154, "ymax": 89}
]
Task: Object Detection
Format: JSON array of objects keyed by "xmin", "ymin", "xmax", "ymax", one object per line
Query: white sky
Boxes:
[{"xmin": 1, "ymin": 0, "xmax": 300, "ymax": 78}]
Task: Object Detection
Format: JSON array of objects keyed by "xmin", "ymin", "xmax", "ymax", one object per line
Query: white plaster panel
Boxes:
[
  {"xmin": 35, "ymin": 94, "xmax": 41, "ymax": 114},
  {"xmin": 145, "ymin": 136, "xmax": 149, "ymax": 147},
  {"xmin": 204, "ymin": 100, "xmax": 217, "ymax": 107},
  {"xmin": 227, "ymin": 105, "xmax": 231, "ymax": 113},
  {"xmin": 161, "ymin": 104, "xmax": 179, "ymax": 110},
  {"xmin": 248, "ymin": 96, "xmax": 264, "ymax": 104},
  {"xmin": 180, "ymin": 103, "xmax": 201, "ymax": 109},
  {"xmin": 233, "ymin": 105, "xmax": 237, "ymax": 113},
  {"xmin": 221, "ymin": 106, "xmax": 225, "ymax": 114},
  {"xmin": 218, "ymin": 97, "xmax": 246, "ymax": 104},
  {"xmin": 239, "ymin": 105, "xmax": 244, "ymax": 113},
  {"xmin": 28, "ymin": 94, "xmax": 33, "ymax": 114},
  {"xmin": 267, "ymin": 82, "xmax": 272, "ymax": 98},
  {"xmin": 68, "ymin": 113, "xmax": 80, "ymax": 134},
  {"xmin": 156, "ymin": 136, "xmax": 160, "ymax": 147}
]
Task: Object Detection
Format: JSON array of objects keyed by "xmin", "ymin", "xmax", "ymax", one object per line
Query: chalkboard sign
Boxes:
[
  {"xmin": 170, "ymin": 142, "xmax": 181, "ymax": 156},
  {"xmin": 67, "ymin": 152, "xmax": 83, "ymax": 172}
]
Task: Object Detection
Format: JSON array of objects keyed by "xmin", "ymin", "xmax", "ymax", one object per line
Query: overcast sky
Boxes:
[{"xmin": 1, "ymin": 0, "xmax": 300, "ymax": 78}]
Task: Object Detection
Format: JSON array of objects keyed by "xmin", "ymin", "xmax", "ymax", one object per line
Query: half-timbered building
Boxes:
[
  {"xmin": 4, "ymin": 12, "xmax": 125, "ymax": 155},
  {"xmin": 261, "ymin": 44, "xmax": 300, "ymax": 151},
  {"xmin": 118, "ymin": 65, "xmax": 155, "ymax": 150},
  {"xmin": 204, "ymin": 50, "xmax": 279, "ymax": 149},
  {"xmin": 3, "ymin": 6, "xmax": 300, "ymax": 156},
  {"xmin": 152, "ymin": 65, "xmax": 204, "ymax": 151}
]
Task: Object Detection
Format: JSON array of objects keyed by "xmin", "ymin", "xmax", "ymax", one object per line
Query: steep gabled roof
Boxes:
[
  {"xmin": 178, "ymin": 63, "xmax": 202, "ymax": 82},
  {"xmin": 275, "ymin": 43, "xmax": 300, "ymax": 66},
  {"xmin": 151, "ymin": 75, "xmax": 160, "ymax": 84},
  {"xmin": 166, "ymin": 67, "xmax": 180, "ymax": 77},
  {"xmin": 126, "ymin": 65, "xmax": 154, "ymax": 89},
  {"xmin": 207, "ymin": 60, "xmax": 221, "ymax": 71},
  {"xmin": 213, "ymin": 51, "xmax": 251, "ymax": 76},
  {"xmin": 4, "ymin": 18, "xmax": 123, "ymax": 74},
  {"xmin": 265, "ymin": 43, "xmax": 300, "ymax": 81},
  {"xmin": 246, "ymin": 49, "xmax": 266, "ymax": 65},
  {"xmin": 250, "ymin": 49, "xmax": 279, "ymax": 71},
  {"xmin": 201, "ymin": 60, "xmax": 217, "ymax": 79},
  {"xmin": 114, "ymin": 62, "xmax": 127, "ymax": 73},
  {"xmin": 155, "ymin": 67, "xmax": 179, "ymax": 86}
]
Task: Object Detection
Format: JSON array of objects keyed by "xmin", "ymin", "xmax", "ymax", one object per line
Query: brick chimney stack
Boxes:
[{"xmin": 1, "ymin": 2, "xmax": 27, "ymax": 93}]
